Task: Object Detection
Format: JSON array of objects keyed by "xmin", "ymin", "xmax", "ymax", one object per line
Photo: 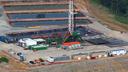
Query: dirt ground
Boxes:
[
  {"xmin": 75, "ymin": 0, "xmax": 128, "ymax": 32},
  {"xmin": 1, "ymin": 52, "xmax": 128, "ymax": 72},
  {"xmin": 27, "ymin": 55, "xmax": 128, "ymax": 72},
  {"xmin": 0, "ymin": 51, "xmax": 28, "ymax": 72}
]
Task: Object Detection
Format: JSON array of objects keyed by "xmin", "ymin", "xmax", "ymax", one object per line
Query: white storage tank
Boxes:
[
  {"xmin": 109, "ymin": 49, "xmax": 127, "ymax": 56},
  {"xmin": 71, "ymin": 53, "xmax": 90, "ymax": 60},
  {"xmin": 90, "ymin": 51, "xmax": 108, "ymax": 59}
]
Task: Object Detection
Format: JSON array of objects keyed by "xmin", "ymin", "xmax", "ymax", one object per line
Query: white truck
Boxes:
[{"xmin": 108, "ymin": 49, "xmax": 127, "ymax": 56}]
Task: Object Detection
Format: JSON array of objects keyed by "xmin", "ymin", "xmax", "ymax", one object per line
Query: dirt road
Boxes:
[{"xmin": 27, "ymin": 55, "xmax": 128, "ymax": 72}]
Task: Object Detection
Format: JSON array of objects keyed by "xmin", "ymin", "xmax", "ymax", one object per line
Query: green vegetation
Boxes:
[
  {"xmin": 0, "ymin": 57, "xmax": 9, "ymax": 63},
  {"xmin": 90, "ymin": 0, "xmax": 101, "ymax": 5},
  {"xmin": 91, "ymin": 0, "xmax": 128, "ymax": 25},
  {"xmin": 115, "ymin": 16, "xmax": 128, "ymax": 24}
]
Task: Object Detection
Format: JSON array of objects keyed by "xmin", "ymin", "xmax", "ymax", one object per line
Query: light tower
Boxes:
[{"xmin": 68, "ymin": 0, "xmax": 74, "ymax": 35}]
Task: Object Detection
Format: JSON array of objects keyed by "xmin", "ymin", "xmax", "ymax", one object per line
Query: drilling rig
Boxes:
[
  {"xmin": 68, "ymin": 0, "xmax": 74, "ymax": 35},
  {"xmin": 63, "ymin": 0, "xmax": 82, "ymax": 43}
]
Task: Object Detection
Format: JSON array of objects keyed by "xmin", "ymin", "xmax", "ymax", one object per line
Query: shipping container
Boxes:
[
  {"xmin": 29, "ymin": 44, "xmax": 49, "ymax": 50},
  {"xmin": 108, "ymin": 49, "xmax": 127, "ymax": 56},
  {"xmin": 53, "ymin": 55, "xmax": 70, "ymax": 62}
]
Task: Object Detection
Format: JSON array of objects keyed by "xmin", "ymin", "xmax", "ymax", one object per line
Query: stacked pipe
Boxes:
[{"xmin": 2, "ymin": 0, "xmax": 92, "ymax": 27}]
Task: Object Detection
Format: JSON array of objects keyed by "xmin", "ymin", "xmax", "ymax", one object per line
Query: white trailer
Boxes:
[{"xmin": 108, "ymin": 49, "xmax": 127, "ymax": 56}]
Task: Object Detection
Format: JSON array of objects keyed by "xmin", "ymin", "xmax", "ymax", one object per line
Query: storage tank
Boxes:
[
  {"xmin": 71, "ymin": 53, "xmax": 90, "ymax": 60},
  {"xmin": 90, "ymin": 51, "xmax": 108, "ymax": 59}
]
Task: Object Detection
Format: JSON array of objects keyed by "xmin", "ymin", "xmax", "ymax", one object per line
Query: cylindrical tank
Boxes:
[
  {"xmin": 71, "ymin": 53, "xmax": 90, "ymax": 60},
  {"xmin": 90, "ymin": 51, "xmax": 108, "ymax": 59}
]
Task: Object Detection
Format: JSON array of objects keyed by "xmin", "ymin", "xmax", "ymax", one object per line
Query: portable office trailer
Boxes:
[{"xmin": 108, "ymin": 49, "xmax": 127, "ymax": 56}]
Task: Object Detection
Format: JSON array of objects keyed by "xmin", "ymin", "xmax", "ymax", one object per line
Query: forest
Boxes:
[{"xmin": 91, "ymin": 0, "xmax": 128, "ymax": 24}]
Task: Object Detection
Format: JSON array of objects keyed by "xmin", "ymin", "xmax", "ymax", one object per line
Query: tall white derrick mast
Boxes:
[{"xmin": 68, "ymin": 0, "xmax": 74, "ymax": 35}]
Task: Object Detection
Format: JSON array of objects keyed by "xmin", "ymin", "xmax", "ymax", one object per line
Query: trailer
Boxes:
[
  {"xmin": 29, "ymin": 44, "xmax": 49, "ymax": 50},
  {"xmin": 108, "ymin": 49, "xmax": 127, "ymax": 57}
]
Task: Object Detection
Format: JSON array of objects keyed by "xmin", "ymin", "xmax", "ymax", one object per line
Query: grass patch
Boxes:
[
  {"xmin": 90, "ymin": 0, "xmax": 101, "ymax": 5},
  {"xmin": 115, "ymin": 16, "xmax": 128, "ymax": 25},
  {"xmin": 0, "ymin": 57, "xmax": 9, "ymax": 63}
]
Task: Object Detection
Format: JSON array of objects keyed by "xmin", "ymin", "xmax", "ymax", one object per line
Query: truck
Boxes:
[{"xmin": 108, "ymin": 49, "xmax": 127, "ymax": 57}]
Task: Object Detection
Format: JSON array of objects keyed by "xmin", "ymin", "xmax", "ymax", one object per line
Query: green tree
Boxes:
[{"xmin": 0, "ymin": 57, "xmax": 9, "ymax": 63}]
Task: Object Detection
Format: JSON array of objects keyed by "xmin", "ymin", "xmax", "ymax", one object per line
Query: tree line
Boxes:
[{"xmin": 99, "ymin": 0, "xmax": 128, "ymax": 17}]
